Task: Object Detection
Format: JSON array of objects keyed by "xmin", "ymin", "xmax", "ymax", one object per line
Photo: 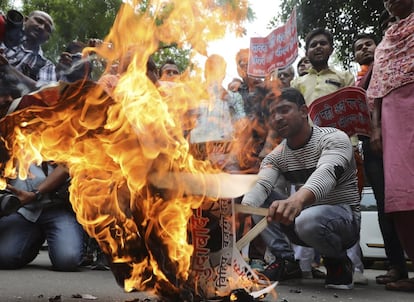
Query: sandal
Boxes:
[
  {"xmin": 376, "ymin": 268, "xmax": 407, "ymax": 285},
  {"xmin": 385, "ymin": 278, "xmax": 414, "ymax": 292}
]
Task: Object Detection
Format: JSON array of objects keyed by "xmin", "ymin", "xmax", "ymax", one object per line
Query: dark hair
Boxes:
[
  {"xmin": 146, "ymin": 56, "xmax": 159, "ymax": 84},
  {"xmin": 159, "ymin": 59, "xmax": 178, "ymax": 77},
  {"xmin": 65, "ymin": 40, "xmax": 85, "ymax": 54},
  {"xmin": 147, "ymin": 56, "xmax": 157, "ymax": 73},
  {"xmin": 352, "ymin": 33, "xmax": 377, "ymax": 54},
  {"xmin": 379, "ymin": 9, "xmax": 397, "ymax": 33},
  {"xmin": 278, "ymin": 87, "xmax": 306, "ymax": 107},
  {"xmin": 259, "ymin": 87, "xmax": 305, "ymax": 119},
  {"xmin": 305, "ymin": 28, "xmax": 334, "ymax": 51},
  {"xmin": 379, "ymin": 9, "xmax": 390, "ymax": 27}
]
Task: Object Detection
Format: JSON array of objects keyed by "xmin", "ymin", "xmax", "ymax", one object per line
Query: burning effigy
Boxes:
[{"xmin": 0, "ymin": 1, "xmax": 279, "ymax": 301}]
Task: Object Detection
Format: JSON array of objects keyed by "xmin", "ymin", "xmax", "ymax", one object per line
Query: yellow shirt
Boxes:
[
  {"xmin": 291, "ymin": 66, "xmax": 357, "ymax": 145},
  {"xmin": 291, "ymin": 67, "xmax": 355, "ymax": 106}
]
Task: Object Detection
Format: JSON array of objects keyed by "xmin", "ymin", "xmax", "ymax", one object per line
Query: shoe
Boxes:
[
  {"xmin": 376, "ymin": 268, "xmax": 408, "ymax": 285},
  {"xmin": 324, "ymin": 256, "xmax": 353, "ymax": 290},
  {"xmin": 301, "ymin": 267, "xmax": 326, "ymax": 279},
  {"xmin": 250, "ymin": 259, "xmax": 265, "ymax": 273},
  {"xmin": 263, "ymin": 258, "xmax": 302, "ymax": 281},
  {"xmin": 353, "ymin": 271, "xmax": 368, "ymax": 285},
  {"xmin": 80, "ymin": 254, "xmax": 94, "ymax": 267},
  {"xmin": 385, "ymin": 278, "xmax": 414, "ymax": 292},
  {"xmin": 312, "ymin": 267, "xmax": 326, "ymax": 279},
  {"xmin": 90, "ymin": 251, "xmax": 110, "ymax": 271}
]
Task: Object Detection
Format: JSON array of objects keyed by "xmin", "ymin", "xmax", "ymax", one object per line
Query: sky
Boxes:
[{"xmin": 207, "ymin": 0, "xmax": 298, "ymax": 86}]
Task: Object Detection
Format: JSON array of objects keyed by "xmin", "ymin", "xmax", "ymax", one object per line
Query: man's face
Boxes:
[
  {"xmin": 160, "ymin": 64, "xmax": 180, "ymax": 81},
  {"xmin": 269, "ymin": 98, "xmax": 307, "ymax": 139},
  {"xmin": 306, "ymin": 34, "xmax": 333, "ymax": 67},
  {"xmin": 277, "ymin": 68, "xmax": 294, "ymax": 88},
  {"xmin": 297, "ymin": 58, "xmax": 312, "ymax": 76},
  {"xmin": 354, "ymin": 38, "xmax": 376, "ymax": 65},
  {"xmin": 24, "ymin": 11, "xmax": 54, "ymax": 45}
]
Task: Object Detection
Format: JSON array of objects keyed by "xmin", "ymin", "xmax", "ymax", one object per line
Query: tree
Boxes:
[
  {"xmin": 272, "ymin": 0, "xmax": 385, "ymax": 68},
  {"xmin": 0, "ymin": 1, "xmax": 13, "ymax": 12},
  {"xmin": 1, "ymin": 0, "xmax": 254, "ymax": 73}
]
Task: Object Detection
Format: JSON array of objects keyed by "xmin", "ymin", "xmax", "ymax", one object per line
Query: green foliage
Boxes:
[
  {"xmin": 0, "ymin": 0, "xmax": 193, "ymax": 72},
  {"xmin": 274, "ymin": 0, "xmax": 385, "ymax": 68},
  {"xmin": 152, "ymin": 43, "xmax": 191, "ymax": 73},
  {"xmin": 1, "ymin": 0, "xmax": 254, "ymax": 73},
  {"xmin": 0, "ymin": 0, "xmax": 14, "ymax": 12}
]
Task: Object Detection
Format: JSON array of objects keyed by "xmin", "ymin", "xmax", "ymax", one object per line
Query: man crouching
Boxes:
[{"xmin": 242, "ymin": 87, "xmax": 360, "ymax": 290}]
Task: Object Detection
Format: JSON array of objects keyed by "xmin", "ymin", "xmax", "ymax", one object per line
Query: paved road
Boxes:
[{"xmin": 0, "ymin": 251, "xmax": 412, "ymax": 302}]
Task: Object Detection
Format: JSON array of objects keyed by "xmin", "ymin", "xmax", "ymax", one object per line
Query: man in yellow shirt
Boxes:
[
  {"xmin": 291, "ymin": 28, "xmax": 354, "ymax": 106},
  {"xmin": 291, "ymin": 28, "xmax": 368, "ymax": 285}
]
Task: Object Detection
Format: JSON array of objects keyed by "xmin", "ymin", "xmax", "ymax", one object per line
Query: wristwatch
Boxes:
[{"xmin": 31, "ymin": 189, "xmax": 43, "ymax": 201}]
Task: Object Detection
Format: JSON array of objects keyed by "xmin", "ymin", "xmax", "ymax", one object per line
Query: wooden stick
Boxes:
[
  {"xmin": 236, "ymin": 217, "xmax": 267, "ymax": 250},
  {"xmin": 234, "ymin": 204, "xmax": 267, "ymax": 216}
]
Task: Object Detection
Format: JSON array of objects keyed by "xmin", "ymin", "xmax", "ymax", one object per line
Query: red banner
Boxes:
[
  {"xmin": 247, "ymin": 8, "xmax": 298, "ymax": 77},
  {"xmin": 308, "ymin": 87, "xmax": 371, "ymax": 137}
]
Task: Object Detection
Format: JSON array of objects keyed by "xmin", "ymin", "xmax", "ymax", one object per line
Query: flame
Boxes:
[{"xmin": 0, "ymin": 0, "xmax": 280, "ymax": 298}]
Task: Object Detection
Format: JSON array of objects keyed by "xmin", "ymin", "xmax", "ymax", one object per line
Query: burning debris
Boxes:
[{"xmin": 0, "ymin": 0, "xmax": 279, "ymax": 300}]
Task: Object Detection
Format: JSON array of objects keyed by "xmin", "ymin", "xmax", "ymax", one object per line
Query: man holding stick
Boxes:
[{"xmin": 242, "ymin": 87, "xmax": 360, "ymax": 290}]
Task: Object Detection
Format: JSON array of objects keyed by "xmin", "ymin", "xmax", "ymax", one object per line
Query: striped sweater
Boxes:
[{"xmin": 242, "ymin": 126, "xmax": 360, "ymax": 209}]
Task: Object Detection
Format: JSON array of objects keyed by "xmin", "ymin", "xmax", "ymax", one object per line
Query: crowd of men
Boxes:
[{"xmin": 0, "ymin": 0, "xmax": 413, "ymax": 294}]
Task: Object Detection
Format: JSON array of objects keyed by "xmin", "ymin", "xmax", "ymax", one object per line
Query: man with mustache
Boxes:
[
  {"xmin": 291, "ymin": 28, "xmax": 354, "ymax": 106},
  {"xmin": 291, "ymin": 28, "xmax": 367, "ymax": 285},
  {"xmin": 242, "ymin": 87, "xmax": 361, "ymax": 290}
]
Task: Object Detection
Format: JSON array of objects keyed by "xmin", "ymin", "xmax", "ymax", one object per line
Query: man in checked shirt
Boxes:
[{"xmin": 0, "ymin": 10, "xmax": 56, "ymax": 94}]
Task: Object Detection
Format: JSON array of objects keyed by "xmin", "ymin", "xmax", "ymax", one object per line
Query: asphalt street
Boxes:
[{"xmin": 0, "ymin": 251, "xmax": 413, "ymax": 302}]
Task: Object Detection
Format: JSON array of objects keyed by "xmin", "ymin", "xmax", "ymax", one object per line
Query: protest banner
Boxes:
[
  {"xmin": 247, "ymin": 8, "xmax": 298, "ymax": 77},
  {"xmin": 189, "ymin": 198, "xmax": 276, "ymax": 299},
  {"xmin": 308, "ymin": 86, "xmax": 371, "ymax": 137}
]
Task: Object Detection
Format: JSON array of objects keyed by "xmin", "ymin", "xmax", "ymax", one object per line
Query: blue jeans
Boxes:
[
  {"xmin": 281, "ymin": 204, "xmax": 360, "ymax": 259},
  {"xmin": 0, "ymin": 207, "xmax": 84, "ymax": 271},
  {"xmin": 252, "ymin": 191, "xmax": 295, "ymax": 260}
]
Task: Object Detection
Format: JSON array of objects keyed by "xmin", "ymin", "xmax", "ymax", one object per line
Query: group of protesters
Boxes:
[{"xmin": 0, "ymin": 0, "xmax": 413, "ymax": 295}]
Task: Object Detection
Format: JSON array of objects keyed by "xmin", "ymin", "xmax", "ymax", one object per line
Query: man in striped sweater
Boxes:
[{"xmin": 242, "ymin": 87, "xmax": 360, "ymax": 290}]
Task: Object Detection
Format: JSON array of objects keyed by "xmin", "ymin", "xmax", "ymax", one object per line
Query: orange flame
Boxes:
[{"xmin": 0, "ymin": 0, "xmax": 280, "ymax": 298}]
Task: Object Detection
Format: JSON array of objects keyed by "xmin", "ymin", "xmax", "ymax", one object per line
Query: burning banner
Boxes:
[
  {"xmin": 247, "ymin": 8, "xmax": 298, "ymax": 77},
  {"xmin": 0, "ymin": 0, "xmax": 278, "ymax": 301}
]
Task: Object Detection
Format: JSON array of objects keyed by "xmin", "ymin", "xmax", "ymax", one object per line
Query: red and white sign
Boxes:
[
  {"xmin": 308, "ymin": 86, "xmax": 372, "ymax": 137},
  {"xmin": 247, "ymin": 8, "xmax": 298, "ymax": 77}
]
